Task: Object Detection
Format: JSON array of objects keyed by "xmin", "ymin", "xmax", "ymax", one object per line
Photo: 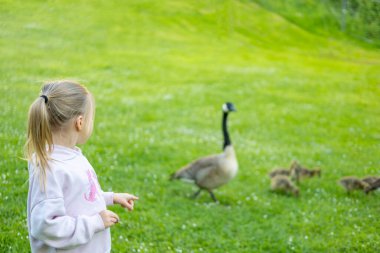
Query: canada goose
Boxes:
[
  {"xmin": 170, "ymin": 102, "xmax": 238, "ymax": 202},
  {"xmin": 364, "ymin": 178, "xmax": 380, "ymax": 194},
  {"xmin": 270, "ymin": 175, "xmax": 299, "ymax": 197},
  {"xmin": 268, "ymin": 168, "xmax": 290, "ymax": 178},
  {"xmin": 339, "ymin": 176, "xmax": 369, "ymax": 194}
]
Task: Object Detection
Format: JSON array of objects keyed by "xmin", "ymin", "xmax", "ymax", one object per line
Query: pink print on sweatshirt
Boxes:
[{"xmin": 84, "ymin": 169, "xmax": 100, "ymax": 202}]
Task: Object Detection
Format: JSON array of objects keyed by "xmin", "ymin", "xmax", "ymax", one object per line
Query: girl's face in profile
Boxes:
[{"xmin": 77, "ymin": 95, "xmax": 95, "ymax": 145}]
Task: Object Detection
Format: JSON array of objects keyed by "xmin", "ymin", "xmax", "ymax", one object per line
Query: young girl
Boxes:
[{"xmin": 25, "ymin": 80, "xmax": 138, "ymax": 252}]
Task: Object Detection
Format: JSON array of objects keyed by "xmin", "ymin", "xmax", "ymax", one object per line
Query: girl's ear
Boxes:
[{"xmin": 75, "ymin": 116, "xmax": 84, "ymax": 131}]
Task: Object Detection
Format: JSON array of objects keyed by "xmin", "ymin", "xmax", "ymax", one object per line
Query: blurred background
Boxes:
[
  {"xmin": 254, "ymin": 0, "xmax": 380, "ymax": 46},
  {"xmin": 0, "ymin": 0, "xmax": 379, "ymax": 252}
]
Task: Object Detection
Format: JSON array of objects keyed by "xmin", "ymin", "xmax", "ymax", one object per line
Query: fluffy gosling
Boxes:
[
  {"xmin": 339, "ymin": 176, "xmax": 369, "ymax": 194},
  {"xmin": 268, "ymin": 168, "xmax": 290, "ymax": 178},
  {"xmin": 290, "ymin": 161, "xmax": 321, "ymax": 182},
  {"xmin": 289, "ymin": 160, "xmax": 302, "ymax": 182},
  {"xmin": 298, "ymin": 167, "xmax": 321, "ymax": 179},
  {"xmin": 362, "ymin": 176, "xmax": 380, "ymax": 185},
  {"xmin": 364, "ymin": 178, "xmax": 380, "ymax": 194},
  {"xmin": 271, "ymin": 175, "xmax": 299, "ymax": 197}
]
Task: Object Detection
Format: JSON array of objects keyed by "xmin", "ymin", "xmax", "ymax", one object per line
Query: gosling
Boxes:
[
  {"xmin": 268, "ymin": 168, "xmax": 290, "ymax": 178},
  {"xmin": 271, "ymin": 175, "xmax": 299, "ymax": 197},
  {"xmin": 290, "ymin": 161, "xmax": 321, "ymax": 182},
  {"xmin": 297, "ymin": 167, "xmax": 321, "ymax": 179},
  {"xmin": 339, "ymin": 176, "xmax": 369, "ymax": 194},
  {"xmin": 362, "ymin": 176, "xmax": 380, "ymax": 185},
  {"xmin": 289, "ymin": 160, "xmax": 302, "ymax": 182},
  {"xmin": 364, "ymin": 178, "xmax": 380, "ymax": 194}
]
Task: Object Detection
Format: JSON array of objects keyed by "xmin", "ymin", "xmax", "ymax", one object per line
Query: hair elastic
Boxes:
[{"xmin": 40, "ymin": 95, "xmax": 48, "ymax": 104}]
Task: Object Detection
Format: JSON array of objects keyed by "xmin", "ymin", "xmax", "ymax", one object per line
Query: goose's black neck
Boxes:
[{"xmin": 222, "ymin": 112, "xmax": 231, "ymax": 150}]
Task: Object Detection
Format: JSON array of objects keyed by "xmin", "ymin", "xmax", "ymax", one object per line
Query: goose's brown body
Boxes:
[{"xmin": 171, "ymin": 145, "xmax": 238, "ymax": 191}]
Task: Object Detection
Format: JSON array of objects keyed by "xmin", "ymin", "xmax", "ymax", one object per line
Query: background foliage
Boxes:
[{"xmin": 253, "ymin": 0, "xmax": 380, "ymax": 47}]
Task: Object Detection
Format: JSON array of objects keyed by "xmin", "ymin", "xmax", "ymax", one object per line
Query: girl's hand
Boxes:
[
  {"xmin": 113, "ymin": 193, "xmax": 139, "ymax": 211},
  {"xmin": 99, "ymin": 210, "xmax": 119, "ymax": 228}
]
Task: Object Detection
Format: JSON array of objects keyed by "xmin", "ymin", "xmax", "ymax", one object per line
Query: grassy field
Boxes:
[{"xmin": 1, "ymin": 0, "xmax": 380, "ymax": 252}]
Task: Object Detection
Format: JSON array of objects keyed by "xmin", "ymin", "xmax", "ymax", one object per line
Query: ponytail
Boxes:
[
  {"xmin": 25, "ymin": 96, "xmax": 53, "ymax": 189},
  {"xmin": 24, "ymin": 80, "xmax": 92, "ymax": 190}
]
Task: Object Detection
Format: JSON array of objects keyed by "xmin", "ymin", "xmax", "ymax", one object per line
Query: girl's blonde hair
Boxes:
[{"xmin": 25, "ymin": 80, "xmax": 94, "ymax": 188}]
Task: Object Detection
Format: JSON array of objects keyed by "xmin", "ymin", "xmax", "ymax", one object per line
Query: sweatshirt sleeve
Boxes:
[
  {"xmin": 102, "ymin": 192, "xmax": 114, "ymax": 206},
  {"xmin": 30, "ymin": 197, "xmax": 105, "ymax": 249}
]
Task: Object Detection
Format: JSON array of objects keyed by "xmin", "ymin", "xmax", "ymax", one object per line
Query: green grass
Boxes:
[{"xmin": 1, "ymin": 0, "xmax": 380, "ymax": 252}]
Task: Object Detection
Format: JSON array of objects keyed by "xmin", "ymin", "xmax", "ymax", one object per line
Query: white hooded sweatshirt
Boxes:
[{"xmin": 27, "ymin": 145, "xmax": 114, "ymax": 253}]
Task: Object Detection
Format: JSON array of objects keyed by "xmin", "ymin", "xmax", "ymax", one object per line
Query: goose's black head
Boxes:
[{"xmin": 222, "ymin": 102, "xmax": 236, "ymax": 113}]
